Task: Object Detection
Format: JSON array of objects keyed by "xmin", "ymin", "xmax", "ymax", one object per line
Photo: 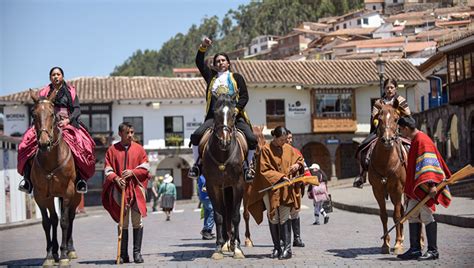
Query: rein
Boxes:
[{"xmin": 206, "ymin": 130, "xmax": 241, "ymax": 171}]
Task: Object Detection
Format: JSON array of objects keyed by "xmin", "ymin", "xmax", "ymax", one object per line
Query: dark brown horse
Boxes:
[
  {"xmin": 30, "ymin": 90, "xmax": 82, "ymax": 267},
  {"xmin": 201, "ymin": 94, "xmax": 246, "ymax": 260},
  {"xmin": 242, "ymin": 125, "xmax": 266, "ymax": 247},
  {"xmin": 368, "ymin": 102, "xmax": 406, "ymax": 254}
]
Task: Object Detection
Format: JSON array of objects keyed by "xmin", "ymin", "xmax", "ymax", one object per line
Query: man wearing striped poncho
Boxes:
[{"xmin": 397, "ymin": 116, "xmax": 452, "ymax": 261}]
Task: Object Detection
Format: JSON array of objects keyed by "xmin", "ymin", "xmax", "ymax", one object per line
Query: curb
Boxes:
[
  {"xmin": 0, "ymin": 212, "xmax": 89, "ymax": 231},
  {"xmin": 332, "ymin": 201, "xmax": 474, "ymax": 228}
]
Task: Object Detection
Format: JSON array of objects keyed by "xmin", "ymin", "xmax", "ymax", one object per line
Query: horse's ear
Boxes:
[
  {"xmin": 48, "ymin": 88, "xmax": 59, "ymax": 102},
  {"xmin": 29, "ymin": 89, "xmax": 39, "ymax": 103}
]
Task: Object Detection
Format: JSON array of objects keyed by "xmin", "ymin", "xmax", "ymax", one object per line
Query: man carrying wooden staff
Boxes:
[
  {"xmin": 396, "ymin": 116, "xmax": 452, "ymax": 261},
  {"xmin": 102, "ymin": 122, "xmax": 150, "ymax": 264}
]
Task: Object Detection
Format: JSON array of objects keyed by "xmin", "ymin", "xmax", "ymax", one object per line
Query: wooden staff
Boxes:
[
  {"xmin": 259, "ymin": 175, "xmax": 319, "ymax": 193},
  {"xmin": 381, "ymin": 164, "xmax": 474, "ymax": 239},
  {"xmin": 116, "ymin": 146, "xmax": 129, "ymax": 264}
]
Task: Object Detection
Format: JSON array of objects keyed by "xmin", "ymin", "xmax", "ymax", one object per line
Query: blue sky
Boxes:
[{"xmin": 0, "ymin": 0, "xmax": 250, "ymax": 95}]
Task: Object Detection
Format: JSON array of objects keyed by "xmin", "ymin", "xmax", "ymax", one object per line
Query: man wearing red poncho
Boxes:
[
  {"xmin": 102, "ymin": 122, "xmax": 149, "ymax": 264},
  {"xmin": 397, "ymin": 116, "xmax": 451, "ymax": 261}
]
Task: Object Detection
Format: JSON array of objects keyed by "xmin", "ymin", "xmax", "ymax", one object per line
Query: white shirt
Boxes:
[{"xmin": 212, "ymin": 71, "xmax": 230, "ymax": 94}]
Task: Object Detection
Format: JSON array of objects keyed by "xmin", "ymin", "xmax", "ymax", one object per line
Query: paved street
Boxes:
[{"xmin": 1, "ymin": 196, "xmax": 473, "ymax": 267}]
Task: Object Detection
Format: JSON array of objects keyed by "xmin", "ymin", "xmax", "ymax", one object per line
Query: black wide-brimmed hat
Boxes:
[{"xmin": 398, "ymin": 116, "xmax": 417, "ymax": 128}]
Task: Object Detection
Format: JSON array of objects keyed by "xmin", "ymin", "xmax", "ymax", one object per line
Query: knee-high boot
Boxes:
[
  {"xmin": 397, "ymin": 223, "xmax": 422, "ymax": 260},
  {"xmin": 133, "ymin": 227, "xmax": 144, "ymax": 263},
  {"xmin": 118, "ymin": 227, "xmax": 129, "ymax": 263},
  {"xmin": 269, "ymin": 222, "xmax": 281, "ymax": 258},
  {"xmin": 18, "ymin": 162, "xmax": 33, "ymax": 194},
  {"xmin": 418, "ymin": 222, "xmax": 439, "ymax": 260},
  {"xmin": 291, "ymin": 218, "xmax": 305, "ymax": 247},
  {"xmin": 279, "ymin": 220, "xmax": 292, "ymax": 260}
]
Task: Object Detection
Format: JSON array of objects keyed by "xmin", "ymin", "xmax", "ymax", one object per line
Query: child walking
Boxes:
[{"xmin": 308, "ymin": 164, "xmax": 330, "ymax": 225}]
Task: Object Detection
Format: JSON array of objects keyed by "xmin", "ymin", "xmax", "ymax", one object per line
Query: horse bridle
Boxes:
[{"xmin": 35, "ymin": 99, "xmax": 59, "ymax": 150}]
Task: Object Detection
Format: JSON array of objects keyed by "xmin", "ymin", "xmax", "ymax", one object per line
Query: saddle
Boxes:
[
  {"xmin": 360, "ymin": 137, "xmax": 411, "ymax": 171},
  {"xmin": 198, "ymin": 128, "xmax": 248, "ymax": 161}
]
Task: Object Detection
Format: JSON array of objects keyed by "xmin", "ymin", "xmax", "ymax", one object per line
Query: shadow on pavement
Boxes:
[
  {"xmin": 162, "ymin": 249, "xmax": 214, "ymax": 261},
  {"xmin": 327, "ymin": 247, "xmax": 382, "ymax": 258},
  {"xmin": 0, "ymin": 258, "xmax": 45, "ymax": 267},
  {"xmin": 173, "ymin": 242, "xmax": 215, "ymax": 248},
  {"xmin": 78, "ymin": 259, "xmax": 117, "ymax": 265}
]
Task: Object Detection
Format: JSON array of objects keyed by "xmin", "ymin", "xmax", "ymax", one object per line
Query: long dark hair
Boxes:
[
  {"xmin": 49, "ymin": 66, "xmax": 64, "ymax": 77},
  {"xmin": 271, "ymin": 126, "xmax": 288, "ymax": 138},
  {"xmin": 213, "ymin": 53, "xmax": 231, "ymax": 71},
  {"xmin": 383, "ymin": 78, "xmax": 397, "ymax": 89}
]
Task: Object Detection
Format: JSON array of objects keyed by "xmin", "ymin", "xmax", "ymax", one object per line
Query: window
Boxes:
[
  {"xmin": 123, "ymin": 116, "xmax": 144, "ymax": 144},
  {"xmin": 164, "ymin": 116, "xmax": 184, "ymax": 146},
  {"xmin": 80, "ymin": 104, "xmax": 111, "ymax": 147},
  {"xmin": 456, "ymin": 55, "xmax": 464, "ymax": 81},
  {"xmin": 363, "ymin": 18, "xmax": 369, "ymax": 25},
  {"xmin": 393, "ymin": 0, "xmax": 398, "ymax": 3},
  {"xmin": 464, "ymin": 53, "xmax": 472, "ymax": 79},
  {"xmin": 357, "ymin": 19, "xmax": 361, "ymax": 25},
  {"xmin": 448, "ymin": 56, "xmax": 456, "ymax": 83},
  {"xmin": 314, "ymin": 89, "xmax": 353, "ymax": 118},
  {"xmin": 266, "ymin": 99, "xmax": 285, "ymax": 129},
  {"xmin": 336, "ymin": 25, "xmax": 340, "ymax": 30},
  {"xmin": 373, "ymin": 5, "xmax": 376, "ymax": 10},
  {"xmin": 343, "ymin": 23, "xmax": 347, "ymax": 29}
]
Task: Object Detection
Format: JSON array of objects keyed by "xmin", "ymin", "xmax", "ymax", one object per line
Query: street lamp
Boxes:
[{"xmin": 375, "ymin": 54, "xmax": 386, "ymax": 98}]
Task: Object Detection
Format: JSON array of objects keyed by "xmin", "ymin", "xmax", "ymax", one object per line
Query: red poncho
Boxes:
[
  {"xmin": 102, "ymin": 141, "xmax": 150, "ymax": 222},
  {"xmin": 405, "ymin": 131, "xmax": 452, "ymax": 212}
]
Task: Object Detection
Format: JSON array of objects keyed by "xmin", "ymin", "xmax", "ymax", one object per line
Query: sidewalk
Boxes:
[{"xmin": 330, "ymin": 180, "xmax": 474, "ymax": 228}]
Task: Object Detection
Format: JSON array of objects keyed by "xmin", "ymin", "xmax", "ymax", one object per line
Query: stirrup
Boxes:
[
  {"xmin": 244, "ymin": 166, "xmax": 255, "ymax": 182},
  {"xmin": 188, "ymin": 165, "xmax": 200, "ymax": 179},
  {"xmin": 353, "ymin": 175, "xmax": 365, "ymax": 189},
  {"xmin": 18, "ymin": 179, "xmax": 32, "ymax": 194},
  {"xmin": 76, "ymin": 180, "xmax": 88, "ymax": 194}
]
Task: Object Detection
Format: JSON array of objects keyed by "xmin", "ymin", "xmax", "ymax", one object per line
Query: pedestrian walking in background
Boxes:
[
  {"xmin": 102, "ymin": 122, "xmax": 149, "ymax": 263},
  {"xmin": 197, "ymin": 174, "xmax": 215, "ymax": 240},
  {"xmin": 150, "ymin": 176, "xmax": 162, "ymax": 212},
  {"xmin": 158, "ymin": 174, "xmax": 177, "ymax": 221},
  {"xmin": 308, "ymin": 163, "xmax": 330, "ymax": 225}
]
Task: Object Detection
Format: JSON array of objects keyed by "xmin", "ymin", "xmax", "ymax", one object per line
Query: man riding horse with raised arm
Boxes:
[
  {"xmin": 353, "ymin": 78, "xmax": 411, "ymax": 188},
  {"xmin": 188, "ymin": 37, "xmax": 257, "ymax": 182}
]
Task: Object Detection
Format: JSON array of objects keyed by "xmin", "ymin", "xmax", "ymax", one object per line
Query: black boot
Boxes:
[
  {"xmin": 188, "ymin": 164, "xmax": 200, "ymax": 179},
  {"xmin": 244, "ymin": 160, "xmax": 255, "ymax": 182},
  {"xmin": 133, "ymin": 227, "xmax": 144, "ymax": 263},
  {"xmin": 398, "ymin": 223, "xmax": 422, "ymax": 260},
  {"xmin": 418, "ymin": 222, "xmax": 439, "ymax": 261},
  {"xmin": 291, "ymin": 218, "xmax": 305, "ymax": 247},
  {"xmin": 18, "ymin": 163, "xmax": 33, "ymax": 194},
  {"xmin": 76, "ymin": 177, "xmax": 88, "ymax": 193},
  {"xmin": 269, "ymin": 222, "xmax": 281, "ymax": 259},
  {"xmin": 353, "ymin": 171, "xmax": 366, "ymax": 188},
  {"xmin": 118, "ymin": 228, "xmax": 129, "ymax": 263},
  {"xmin": 279, "ymin": 220, "xmax": 292, "ymax": 260}
]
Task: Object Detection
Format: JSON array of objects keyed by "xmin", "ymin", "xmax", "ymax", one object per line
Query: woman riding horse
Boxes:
[
  {"xmin": 18, "ymin": 67, "xmax": 95, "ymax": 194},
  {"xmin": 353, "ymin": 78, "xmax": 411, "ymax": 188},
  {"xmin": 188, "ymin": 37, "xmax": 257, "ymax": 181}
]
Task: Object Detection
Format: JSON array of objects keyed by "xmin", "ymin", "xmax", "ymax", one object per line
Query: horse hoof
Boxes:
[
  {"xmin": 67, "ymin": 251, "xmax": 78, "ymax": 259},
  {"xmin": 244, "ymin": 239, "xmax": 254, "ymax": 247},
  {"xmin": 233, "ymin": 248, "xmax": 245, "ymax": 259},
  {"xmin": 211, "ymin": 252, "xmax": 224, "ymax": 260},
  {"xmin": 381, "ymin": 247, "xmax": 390, "ymax": 254},
  {"xmin": 222, "ymin": 241, "xmax": 231, "ymax": 253},
  {"xmin": 393, "ymin": 247, "xmax": 404, "ymax": 255},
  {"xmin": 59, "ymin": 259, "xmax": 70, "ymax": 267},
  {"xmin": 42, "ymin": 259, "xmax": 55, "ymax": 267}
]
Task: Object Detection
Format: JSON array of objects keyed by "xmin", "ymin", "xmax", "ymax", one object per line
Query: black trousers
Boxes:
[{"xmin": 190, "ymin": 117, "xmax": 257, "ymax": 150}]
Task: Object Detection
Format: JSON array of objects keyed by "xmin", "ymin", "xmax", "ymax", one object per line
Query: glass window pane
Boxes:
[
  {"xmin": 449, "ymin": 56, "xmax": 456, "ymax": 83},
  {"xmin": 91, "ymin": 114, "xmax": 109, "ymax": 132},
  {"xmin": 314, "ymin": 90, "xmax": 353, "ymax": 118},
  {"xmin": 464, "ymin": 53, "xmax": 472, "ymax": 79},
  {"xmin": 80, "ymin": 114, "xmax": 90, "ymax": 128},
  {"xmin": 173, "ymin": 117, "xmax": 183, "ymax": 132},
  {"xmin": 456, "ymin": 55, "xmax": 464, "ymax": 81}
]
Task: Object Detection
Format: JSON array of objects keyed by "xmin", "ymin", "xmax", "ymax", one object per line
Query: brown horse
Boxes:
[
  {"xmin": 368, "ymin": 102, "xmax": 406, "ymax": 254},
  {"xmin": 242, "ymin": 125, "xmax": 266, "ymax": 247},
  {"xmin": 201, "ymin": 94, "xmax": 246, "ymax": 260},
  {"xmin": 30, "ymin": 90, "xmax": 82, "ymax": 267}
]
